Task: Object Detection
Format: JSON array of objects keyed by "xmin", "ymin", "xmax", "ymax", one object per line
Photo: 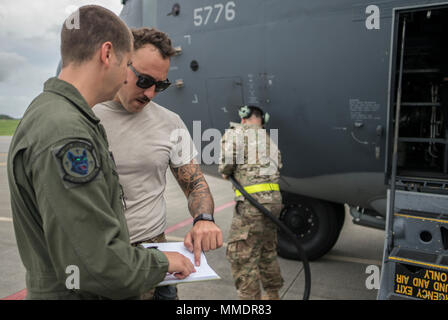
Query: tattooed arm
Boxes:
[
  {"xmin": 170, "ymin": 160, "xmax": 214, "ymax": 217},
  {"xmin": 170, "ymin": 160, "xmax": 223, "ymax": 266}
]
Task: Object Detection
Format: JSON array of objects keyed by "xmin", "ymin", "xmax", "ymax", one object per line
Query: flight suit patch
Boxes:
[{"xmin": 54, "ymin": 141, "xmax": 100, "ymax": 185}]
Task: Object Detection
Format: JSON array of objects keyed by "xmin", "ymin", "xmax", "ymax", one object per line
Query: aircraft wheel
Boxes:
[{"xmin": 277, "ymin": 196, "xmax": 344, "ymax": 261}]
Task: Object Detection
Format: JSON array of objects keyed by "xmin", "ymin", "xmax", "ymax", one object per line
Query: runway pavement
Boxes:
[{"xmin": 0, "ymin": 136, "xmax": 385, "ymax": 300}]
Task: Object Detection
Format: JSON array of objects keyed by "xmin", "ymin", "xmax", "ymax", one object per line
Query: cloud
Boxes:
[
  {"xmin": 0, "ymin": 52, "xmax": 27, "ymax": 82},
  {"xmin": 0, "ymin": 0, "xmax": 123, "ymax": 41},
  {"xmin": 0, "ymin": 61, "xmax": 57, "ymax": 118},
  {"xmin": 0, "ymin": 0, "xmax": 123, "ymax": 118}
]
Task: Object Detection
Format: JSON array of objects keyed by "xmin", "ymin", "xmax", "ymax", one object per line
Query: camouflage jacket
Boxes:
[{"xmin": 218, "ymin": 122, "xmax": 282, "ymax": 204}]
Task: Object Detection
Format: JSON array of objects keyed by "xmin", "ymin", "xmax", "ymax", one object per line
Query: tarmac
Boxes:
[{"xmin": 0, "ymin": 135, "xmax": 386, "ymax": 300}]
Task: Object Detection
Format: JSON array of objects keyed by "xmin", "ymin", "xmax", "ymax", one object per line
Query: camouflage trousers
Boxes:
[
  {"xmin": 226, "ymin": 201, "xmax": 284, "ymax": 300},
  {"xmin": 132, "ymin": 233, "xmax": 178, "ymax": 300}
]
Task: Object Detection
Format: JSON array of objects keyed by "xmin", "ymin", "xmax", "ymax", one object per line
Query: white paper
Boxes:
[{"xmin": 142, "ymin": 242, "xmax": 221, "ymax": 286}]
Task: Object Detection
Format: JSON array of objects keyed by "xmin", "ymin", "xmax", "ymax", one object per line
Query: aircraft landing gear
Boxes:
[{"xmin": 277, "ymin": 194, "xmax": 345, "ymax": 261}]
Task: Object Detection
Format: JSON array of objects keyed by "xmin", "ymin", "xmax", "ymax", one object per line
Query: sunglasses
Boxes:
[{"xmin": 128, "ymin": 64, "xmax": 171, "ymax": 92}]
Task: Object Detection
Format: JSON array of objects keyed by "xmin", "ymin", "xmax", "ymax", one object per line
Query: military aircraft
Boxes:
[{"xmin": 118, "ymin": 0, "xmax": 448, "ymax": 265}]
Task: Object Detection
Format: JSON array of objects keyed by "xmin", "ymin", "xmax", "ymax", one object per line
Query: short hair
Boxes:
[
  {"xmin": 60, "ymin": 5, "xmax": 132, "ymax": 67},
  {"xmin": 245, "ymin": 106, "xmax": 263, "ymax": 119},
  {"xmin": 131, "ymin": 27, "xmax": 176, "ymax": 59}
]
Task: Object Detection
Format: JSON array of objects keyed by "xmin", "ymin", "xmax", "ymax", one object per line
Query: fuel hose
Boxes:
[{"xmin": 228, "ymin": 175, "xmax": 311, "ymax": 300}]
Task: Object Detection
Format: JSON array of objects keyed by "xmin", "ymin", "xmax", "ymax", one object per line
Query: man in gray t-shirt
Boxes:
[{"xmin": 93, "ymin": 27, "xmax": 222, "ymax": 300}]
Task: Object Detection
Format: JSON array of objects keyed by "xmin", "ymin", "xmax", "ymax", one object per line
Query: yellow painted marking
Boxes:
[
  {"xmin": 395, "ymin": 213, "xmax": 448, "ymax": 224},
  {"xmin": 389, "ymin": 256, "xmax": 448, "ymax": 271}
]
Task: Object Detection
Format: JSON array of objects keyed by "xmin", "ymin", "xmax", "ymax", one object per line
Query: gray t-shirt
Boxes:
[{"xmin": 93, "ymin": 100, "xmax": 197, "ymax": 243}]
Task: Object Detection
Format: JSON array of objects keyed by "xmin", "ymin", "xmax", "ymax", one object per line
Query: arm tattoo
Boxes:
[{"xmin": 170, "ymin": 161, "xmax": 214, "ymax": 217}]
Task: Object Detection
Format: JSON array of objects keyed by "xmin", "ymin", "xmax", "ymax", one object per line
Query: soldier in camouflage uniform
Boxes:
[{"xmin": 219, "ymin": 105, "xmax": 284, "ymax": 300}]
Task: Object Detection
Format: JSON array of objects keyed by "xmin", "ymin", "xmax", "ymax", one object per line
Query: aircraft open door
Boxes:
[{"xmin": 379, "ymin": 4, "xmax": 448, "ymax": 300}]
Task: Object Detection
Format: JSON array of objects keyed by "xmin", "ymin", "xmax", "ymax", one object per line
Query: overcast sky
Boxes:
[{"xmin": 0, "ymin": 0, "xmax": 123, "ymax": 118}]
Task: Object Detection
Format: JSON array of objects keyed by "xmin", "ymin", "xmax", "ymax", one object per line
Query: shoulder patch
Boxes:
[{"xmin": 55, "ymin": 140, "xmax": 100, "ymax": 185}]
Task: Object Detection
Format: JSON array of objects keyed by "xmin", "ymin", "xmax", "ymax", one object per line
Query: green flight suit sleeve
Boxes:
[{"xmin": 30, "ymin": 138, "xmax": 169, "ymax": 299}]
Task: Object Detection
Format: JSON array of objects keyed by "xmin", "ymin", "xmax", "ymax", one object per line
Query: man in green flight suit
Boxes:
[
  {"xmin": 7, "ymin": 5, "xmax": 194, "ymax": 300},
  {"xmin": 219, "ymin": 105, "xmax": 284, "ymax": 300}
]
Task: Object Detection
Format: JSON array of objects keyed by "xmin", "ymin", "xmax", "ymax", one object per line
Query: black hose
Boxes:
[{"xmin": 228, "ymin": 176, "xmax": 311, "ymax": 300}]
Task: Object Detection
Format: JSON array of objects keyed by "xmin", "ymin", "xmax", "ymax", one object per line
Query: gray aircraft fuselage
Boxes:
[{"xmin": 119, "ymin": 0, "xmax": 448, "ymax": 217}]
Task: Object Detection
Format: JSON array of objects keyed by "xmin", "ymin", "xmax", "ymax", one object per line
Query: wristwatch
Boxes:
[{"xmin": 193, "ymin": 213, "xmax": 215, "ymax": 226}]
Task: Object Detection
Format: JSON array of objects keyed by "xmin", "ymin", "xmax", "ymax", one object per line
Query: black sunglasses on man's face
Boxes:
[{"xmin": 128, "ymin": 63, "xmax": 171, "ymax": 92}]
